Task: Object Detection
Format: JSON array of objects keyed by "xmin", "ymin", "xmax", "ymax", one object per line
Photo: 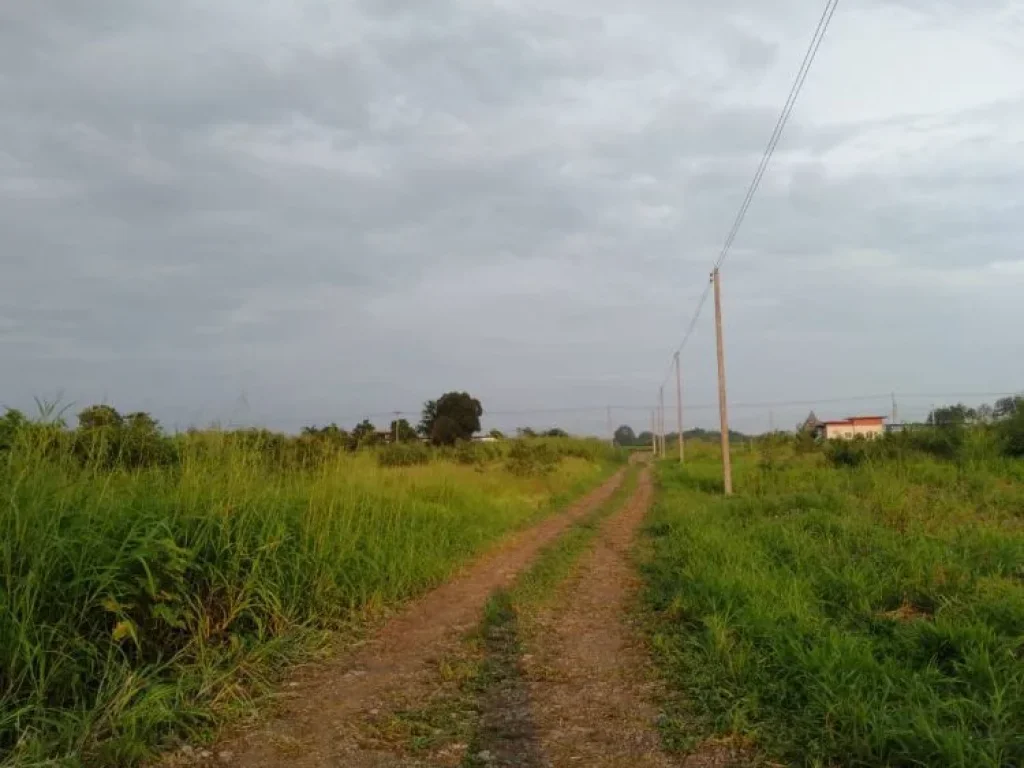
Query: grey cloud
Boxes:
[{"xmin": 1, "ymin": 0, "xmax": 1023, "ymax": 433}]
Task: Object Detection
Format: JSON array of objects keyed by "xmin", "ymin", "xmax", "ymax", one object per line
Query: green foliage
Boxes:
[
  {"xmin": 926, "ymin": 402, "xmax": 978, "ymax": 426},
  {"xmin": 998, "ymin": 408, "xmax": 1024, "ymax": 458},
  {"xmin": 430, "ymin": 415, "xmax": 464, "ymax": 447},
  {"xmin": 542, "ymin": 428, "xmax": 569, "ymax": 438},
  {"xmin": 377, "ymin": 442, "xmax": 431, "ymax": 467},
  {"xmin": 453, "ymin": 441, "xmax": 503, "ymax": 467},
  {"xmin": 644, "ymin": 453, "xmax": 1024, "ymax": 767},
  {"xmin": 420, "ymin": 393, "xmax": 483, "ymax": 446},
  {"xmin": 0, "ymin": 429, "xmax": 613, "ymax": 765},
  {"xmin": 614, "ymin": 425, "xmax": 637, "ymax": 446},
  {"xmin": 825, "ymin": 436, "xmax": 869, "ymax": 467},
  {"xmin": 388, "ymin": 418, "xmax": 419, "ymax": 443},
  {"xmin": 993, "ymin": 396, "xmax": 1023, "ymax": 421},
  {"xmin": 0, "ymin": 408, "xmax": 28, "ymax": 452},
  {"xmin": 793, "ymin": 426, "xmax": 819, "ymax": 454},
  {"xmin": 351, "ymin": 419, "xmax": 380, "ymax": 448},
  {"xmin": 506, "ymin": 440, "xmax": 559, "ymax": 476},
  {"xmin": 77, "ymin": 404, "xmax": 124, "ymax": 430}
]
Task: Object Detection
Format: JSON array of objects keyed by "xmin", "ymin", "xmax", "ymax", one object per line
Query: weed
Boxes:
[
  {"xmin": 0, "ymin": 423, "xmax": 620, "ymax": 766},
  {"xmin": 643, "ymin": 451, "xmax": 1024, "ymax": 767}
]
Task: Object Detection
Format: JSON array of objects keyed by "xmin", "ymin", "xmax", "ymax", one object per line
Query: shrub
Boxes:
[
  {"xmin": 999, "ymin": 409, "xmax": 1024, "ymax": 458},
  {"xmin": 377, "ymin": 442, "xmax": 431, "ymax": 468},
  {"xmin": 506, "ymin": 440, "xmax": 560, "ymax": 476},
  {"xmin": 825, "ymin": 438, "xmax": 868, "ymax": 468}
]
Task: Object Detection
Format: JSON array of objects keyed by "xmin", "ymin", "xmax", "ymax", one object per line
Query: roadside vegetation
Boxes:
[
  {"xmin": 0, "ymin": 398, "xmax": 623, "ymax": 767},
  {"xmin": 643, "ymin": 418, "xmax": 1024, "ymax": 767}
]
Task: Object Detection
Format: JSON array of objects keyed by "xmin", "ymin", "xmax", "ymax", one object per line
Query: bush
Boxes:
[
  {"xmin": 825, "ymin": 438, "xmax": 868, "ymax": 468},
  {"xmin": 377, "ymin": 442, "xmax": 431, "ymax": 467},
  {"xmin": 903, "ymin": 425, "xmax": 965, "ymax": 461},
  {"xmin": 999, "ymin": 409, "xmax": 1024, "ymax": 458},
  {"xmin": 506, "ymin": 440, "xmax": 560, "ymax": 476}
]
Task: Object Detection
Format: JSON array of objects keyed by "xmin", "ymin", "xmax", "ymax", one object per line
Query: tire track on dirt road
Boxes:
[
  {"xmin": 515, "ymin": 463, "xmax": 680, "ymax": 768},
  {"xmin": 166, "ymin": 469, "xmax": 626, "ymax": 768}
]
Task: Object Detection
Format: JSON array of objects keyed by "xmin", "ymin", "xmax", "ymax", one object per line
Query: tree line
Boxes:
[
  {"xmin": 0, "ymin": 390, "xmax": 593, "ymax": 470},
  {"xmin": 613, "ymin": 424, "xmax": 749, "ymax": 447}
]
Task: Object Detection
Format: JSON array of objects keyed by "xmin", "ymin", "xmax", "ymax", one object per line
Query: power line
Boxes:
[
  {"xmin": 714, "ymin": 0, "xmax": 841, "ymax": 273},
  {"xmin": 658, "ymin": 0, "xmax": 842, "ymax": 389},
  {"xmin": 318, "ymin": 390, "xmax": 1022, "ymax": 426}
]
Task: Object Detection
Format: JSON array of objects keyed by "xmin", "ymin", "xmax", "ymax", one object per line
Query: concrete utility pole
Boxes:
[
  {"xmin": 675, "ymin": 351, "xmax": 684, "ymax": 463},
  {"xmin": 713, "ymin": 268, "xmax": 733, "ymax": 496},
  {"xmin": 650, "ymin": 410, "xmax": 657, "ymax": 456},
  {"xmin": 891, "ymin": 392, "xmax": 898, "ymax": 425},
  {"xmin": 607, "ymin": 406, "xmax": 614, "ymax": 448},
  {"xmin": 659, "ymin": 386, "xmax": 666, "ymax": 458}
]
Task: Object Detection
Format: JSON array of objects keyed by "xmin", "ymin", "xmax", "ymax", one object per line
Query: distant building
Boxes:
[{"xmin": 815, "ymin": 415, "xmax": 886, "ymax": 440}]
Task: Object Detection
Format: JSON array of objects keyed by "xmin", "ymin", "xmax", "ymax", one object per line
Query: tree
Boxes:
[
  {"xmin": 301, "ymin": 423, "xmax": 350, "ymax": 449},
  {"xmin": 431, "ymin": 415, "xmax": 463, "ymax": 446},
  {"xmin": 637, "ymin": 430, "xmax": 654, "ymax": 447},
  {"xmin": 517, "ymin": 427, "xmax": 538, "ymax": 438},
  {"xmin": 1000, "ymin": 408, "xmax": 1024, "ymax": 457},
  {"xmin": 798, "ymin": 411, "xmax": 821, "ymax": 433},
  {"xmin": 418, "ymin": 401, "xmax": 439, "ymax": 437},
  {"xmin": 489, "ymin": 428, "xmax": 506, "ymax": 440},
  {"xmin": 994, "ymin": 396, "xmax": 1023, "ymax": 420},
  {"xmin": 389, "ymin": 418, "xmax": 419, "ymax": 443},
  {"xmin": 927, "ymin": 403, "xmax": 976, "ymax": 427},
  {"xmin": 0, "ymin": 408, "xmax": 28, "ymax": 452},
  {"xmin": 543, "ymin": 428, "xmax": 568, "ymax": 438},
  {"xmin": 125, "ymin": 411, "xmax": 160, "ymax": 436},
  {"xmin": 420, "ymin": 392, "xmax": 483, "ymax": 446},
  {"xmin": 78, "ymin": 404, "xmax": 123, "ymax": 431},
  {"xmin": 613, "ymin": 425, "xmax": 637, "ymax": 446},
  {"xmin": 351, "ymin": 419, "xmax": 379, "ymax": 447}
]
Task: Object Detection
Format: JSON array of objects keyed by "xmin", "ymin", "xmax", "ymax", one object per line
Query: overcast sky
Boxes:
[{"xmin": 2, "ymin": 0, "xmax": 1023, "ymax": 434}]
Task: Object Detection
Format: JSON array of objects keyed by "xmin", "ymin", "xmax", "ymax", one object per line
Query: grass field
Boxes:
[
  {"xmin": 643, "ymin": 440, "xmax": 1024, "ymax": 767},
  {"xmin": 0, "ymin": 426, "xmax": 621, "ymax": 766}
]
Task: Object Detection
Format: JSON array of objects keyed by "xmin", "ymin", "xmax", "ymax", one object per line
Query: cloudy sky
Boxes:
[{"xmin": 2, "ymin": 0, "xmax": 1023, "ymax": 434}]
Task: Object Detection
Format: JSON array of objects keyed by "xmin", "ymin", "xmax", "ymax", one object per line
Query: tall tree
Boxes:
[
  {"xmin": 614, "ymin": 425, "xmax": 637, "ymax": 446},
  {"xmin": 420, "ymin": 392, "xmax": 482, "ymax": 445},
  {"xmin": 418, "ymin": 400, "xmax": 439, "ymax": 437}
]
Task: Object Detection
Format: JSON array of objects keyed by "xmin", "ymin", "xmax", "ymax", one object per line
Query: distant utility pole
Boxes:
[
  {"xmin": 891, "ymin": 392, "xmax": 898, "ymax": 425},
  {"xmin": 675, "ymin": 351, "xmax": 684, "ymax": 464},
  {"xmin": 607, "ymin": 406, "xmax": 614, "ymax": 448},
  {"xmin": 393, "ymin": 411, "xmax": 401, "ymax": 444},
  {"xmin": 713, "ymin": 268, "xmax": 733, "ymax": 496},
  {"xmin": 650, "ymin": 410, "xmax": 657, "ymax": 456},
  {"xmin": 659, "ymin": 386, "xmax": 666, "ymax": 458}
]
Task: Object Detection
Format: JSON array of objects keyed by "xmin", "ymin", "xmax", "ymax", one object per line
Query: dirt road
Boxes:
[
  {"xmin": 462, "ymin": 463, "xmax": 683, "ymax": 767},
  {"xmin": 171, "ymin": 470, "xmax": 626, "ymax": 768}
]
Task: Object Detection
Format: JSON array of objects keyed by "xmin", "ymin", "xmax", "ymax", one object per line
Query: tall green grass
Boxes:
[
  {"xmin": 643, "ymin": 447, "xmax": 1024, "ymax": 767},
  {"xmin": 0, "ymin": 429, "xmax": 618, "ymax": 766}
]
